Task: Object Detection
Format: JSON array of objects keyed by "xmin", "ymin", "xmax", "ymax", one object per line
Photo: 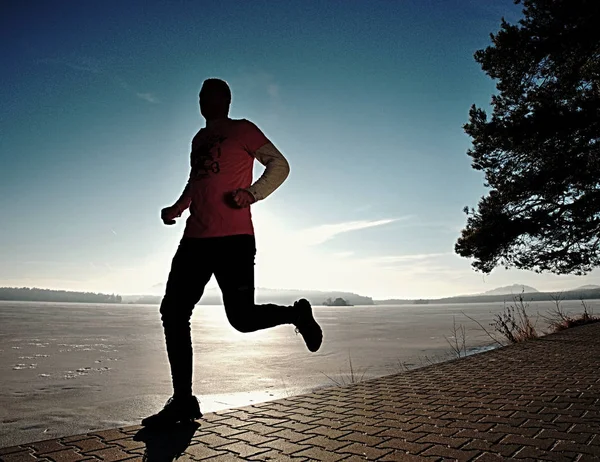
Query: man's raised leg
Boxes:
[{"xmin": 214, "ymin": 235, "xmax": 323, "ymax": 351}]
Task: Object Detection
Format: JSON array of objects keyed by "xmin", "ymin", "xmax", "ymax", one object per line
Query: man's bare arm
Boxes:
[
  {"xmin": 173, "ymin": 182, "xmax": 192, "ymax": 216},
  {"xmin": 247, "ymin": 142, "xmax": 290, "ymax": 201},
  {"xmin": 161, "ymin": 178, "xmax": 192, "ymax": 225}
]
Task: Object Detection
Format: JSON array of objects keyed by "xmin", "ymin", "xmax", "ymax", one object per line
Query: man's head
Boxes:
[{"xmin": 199, "ymin": 78, "xmax": 231, "ymax": 120}]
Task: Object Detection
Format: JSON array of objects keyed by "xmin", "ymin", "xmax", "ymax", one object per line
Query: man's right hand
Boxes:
[{"xmin": 161, "ymin": 206, "xmax": 180, "ymax": 225}]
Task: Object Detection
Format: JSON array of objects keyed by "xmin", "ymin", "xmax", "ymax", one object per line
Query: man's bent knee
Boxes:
[
  {"xmin": 222, "ymin": 288, "xmax": 256, "ymax": 333},
  {"xmin": 159, "ymin": 295, "xmax": 194, "ymax": 327},
  {"xmin": 227, "ymin": 314, "xmax": 258, "ymax": 333}
]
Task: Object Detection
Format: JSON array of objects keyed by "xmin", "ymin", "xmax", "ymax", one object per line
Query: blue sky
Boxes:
[{"xmin": 1, "ymin": 0, "xmax": 597, "ymax": 299}]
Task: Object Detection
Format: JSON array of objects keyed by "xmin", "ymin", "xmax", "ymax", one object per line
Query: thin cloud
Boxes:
[
  {"xmin": 136, "ymin": 92, "xmax": 159, "ymax": 104},
  {"xmin": 23, "ymin": 260, "xmax": 81, "ymax": 267},
  {"xmin": 353, "ymin": 204, "xmax": 374, "ymax": 214},
  {"xmin": 233, "ymin": 71, "xmax": 281, "ymax": 112},
  {"xmin": 371, "ymin": 253, "xmax": 450, "ymax": 264},
  {"xmin": 358, "ymin": 252, "xmax": 463, "ymax": 278},
  {"xmin": 115, "ymin": 78, "xmax": 159, "ymax": 104},
  {"xmin": 392, "ymin": 218, "xmax": 464, "ymax": 233},
  {"xmin": 38, "ymin": 56, "xmax": 102, "ymax": 74},
  {"xmin": 39, "ymin": 57, "xmax": 158, "ymax": 104},
  {"xmin": 296, "ymin": 218, "xmax": 400, "ymax": 246},
  {"xmin": 267, "ymin": 83, "xmax": 279, "ymax": 99}
]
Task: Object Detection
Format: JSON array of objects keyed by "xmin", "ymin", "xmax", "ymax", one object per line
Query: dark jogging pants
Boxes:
[{"xmin": 159, "ymin": 234, "xmax": 296, "ymax": 397}]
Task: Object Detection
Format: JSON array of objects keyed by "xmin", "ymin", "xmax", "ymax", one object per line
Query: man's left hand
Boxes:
[{"xmin": 231, "ymin": 189, "xmax": 256, "ymax": 208}]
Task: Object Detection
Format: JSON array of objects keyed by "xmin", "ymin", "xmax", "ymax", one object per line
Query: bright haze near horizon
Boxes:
[{"xmin": 1, "ymin": 0, "xmax": 597, "ymax": 300}]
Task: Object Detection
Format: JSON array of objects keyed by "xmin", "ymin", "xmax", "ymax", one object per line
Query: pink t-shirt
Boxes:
[{"xmin": 183, "ymin": 118, "xmax": 270, "ymax": 238}]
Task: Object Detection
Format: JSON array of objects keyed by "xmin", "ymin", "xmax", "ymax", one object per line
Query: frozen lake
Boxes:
[{"xmin": 0, "ymin": 298, "xmax": 595, "ymax": 446}]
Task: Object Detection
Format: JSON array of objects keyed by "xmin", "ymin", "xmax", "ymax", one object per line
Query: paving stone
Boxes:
[
  {"xmin": 1, "ymin": 451, "xmax": 40, "ymax": 462},
  {"xmin": 338, "ymin": 423, "xmax": 385, "ymax": 436},
  {"xmin": 215, "ymin": 417, "xmax": 252, "ymax": 429},
  {"xmin": 192, "ymin": 433, "xmax": 232, "ymax": 448},
  {"xmin": 305, "ymin": 418, "xmax": 348, "ymax": 430},
  {"xmin": 421, "ymin": 445, "xmax": 482, "ymax": 461},
  {"xmin": 216, "ymin": 441, "xmax": 269, "ymax": 458},
  {"xmin": 294, "ymin": 447, "xmax": 348, "ymax": 461},
  {"xmin": 337, "ymin": 442, "xmax": 392, "ymax": 460},
  {"xmin": 44, "ymin": 449, "xmax": 88, "ymax": 462},
  {"xmin": 230, "ymin": 431, "xmax": 275, "ymax": 446},
  {"xmin": 338, "ymin": 432, "xmax": 386, "ymax": 446},
  {"xmin": 461, "ymin": 438, "xmax": 521, "ymax": 457},
  {"xmin": 500, "ymin": 434, "xmax": 555, "ymax": 450},
  {"xmin": 304, "ymin": 426, "xmax": 352, "ymax": 439},
  {"xmin": 579, "ymin": 456, "xmax": 600, "ymax": 462},
  {"xmin": 86, "ymin": 447, "xmax": 135, "ymax": 461},
  {"xmin": 286, "ymin": 414, "xmax": 320, "ymax": 424},
  {"xmin": 377, "ymin": 429, "xmax": 427, "ymax": 442},
  {"xmin": 111, "ymin": 439, "xmax": 145, "ymax": 451},
  {"xmin": 455, "ymin": 429, "xmax": 505, "ymax": 444},
  {"xmin": 240, "ymin": 423, "xmax": 283, "ymax": 436},
  {"xmin": 0, "ymin": 447, "xmax": 27, "ymax": 456},
  {"xmin": 118, "ymin": 426, "xmax": 143, "ymax": 435},
  {"xmin": 513, "ymin": 446, "xmax": 580, "ymax": 461},
  {"xmin": 202, "ymin": 455, "xmax": 246, "ymax": 462},
  {"xmin": 203, "ymin": 425, "xmax": 244, "ymax": 438},
  {"xmin": 25, "ymin": 441, "xmax": 67, "ymax": 455},
  {"xmin": 184, "ymin": 444, "xmax": 226, "ymax": 460},
  {"xmin": 59, "ymin": 434, "xmax": 90, "ymax": 444},
  {"xmin": 296, "ymin": 435, "xmax": 350, "ymax": 452},
  {"xmin": 88, "ymin": 430, "xmax": 129, "ymax": 443},
  {"xmin": 473, "ymin": 454, "xmax": 507, "ymax": 462},
  {"xmin": 66, "ymin": 438, "xmax": 108, "ymax": 453},
  {"xmin": 257, "ymin": 438, "xmax": 310, "ymax": 455},
  {"xmin": 551, "ymin": 441, "xmax": 600, "ymax": 456},
  {"xmin": 378, "ymin": 451, "xmax": 437, "ymax": 461},
  {"xmin": 247, "ymin": 450, "xmax": 302, "ymax": 461},
  {"xmin": 266, "ymin": 429, "xmax": 312, "ymax": 443},
  {"xmin": 415, "ymin": 433, "xmax": 469, "ymax": 448},
  {"xmin": 376, "ymin": 438, "xmax": 432, "ymax": 455}
]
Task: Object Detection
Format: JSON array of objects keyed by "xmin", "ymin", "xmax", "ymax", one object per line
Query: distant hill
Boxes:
[
  {"xmin": 375, "ymin": 298, "xmax": 413, "ymax": 305},
  {"xmin": 574, "ymin": 284, "xmax": 600, "ymax": 291},
  {"xmin": 0, "ymin": 287, "xmax": 122, "ymax": 304},
  {"xmin": 374, "ymin": 284, "xmax": 539, "ymax": 305},
  {"xmin": 481, "ymin": 284, "xmax": 539, "ymax": 295},
  {"xmin": 375, "ymin": 287, "xmax": 600, "ymax": 305}
]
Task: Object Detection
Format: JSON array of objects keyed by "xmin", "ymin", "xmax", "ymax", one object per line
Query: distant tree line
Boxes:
[
  {"xmin": 0, "ymin": 287, "xmax": 122, "ymax": 303},
  {"xmin": 322, "ymin": 297, "xmax": 353, "ymax": 306}
]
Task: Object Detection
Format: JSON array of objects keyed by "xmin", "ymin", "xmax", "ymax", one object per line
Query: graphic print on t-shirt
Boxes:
[{"xmin": 190, "ymin": 132, "xmax": 227, "ymax": 180}]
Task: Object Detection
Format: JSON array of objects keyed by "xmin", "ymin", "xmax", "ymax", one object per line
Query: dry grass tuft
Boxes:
[
  {"xmin": 544, "ymin": 296, "xmax": 600, "ymax": 333},
  {"xmin": 491, "ymin": 293, "xmax": 539, "ymax": 344},
  {"xmin": 322, "ymin": 354, "xmax": 369, "ymax": 386}
]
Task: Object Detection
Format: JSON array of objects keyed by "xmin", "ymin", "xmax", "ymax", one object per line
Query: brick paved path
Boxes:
[{"xmin": 2, "ymin": 323, "xmax": 600, "ymax": 461}]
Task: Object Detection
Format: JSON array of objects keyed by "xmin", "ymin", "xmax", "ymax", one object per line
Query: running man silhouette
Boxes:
[{"xmin": 142, "ymin": 78, "xmax": 323, "ymax": 426}]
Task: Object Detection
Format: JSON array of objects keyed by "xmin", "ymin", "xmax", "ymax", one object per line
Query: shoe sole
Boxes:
[
  {"xmin": 304, "ymin": 311, "xmax": 323, "ymax": 353},
  {"xmin": 307, "ymin": 329, "xmax": 323, "ymax": 352}
]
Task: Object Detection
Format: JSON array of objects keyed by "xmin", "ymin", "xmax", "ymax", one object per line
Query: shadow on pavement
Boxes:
[{"xmin": 133, "ymin": 421, "xmax": 200, "ymax": 462}]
